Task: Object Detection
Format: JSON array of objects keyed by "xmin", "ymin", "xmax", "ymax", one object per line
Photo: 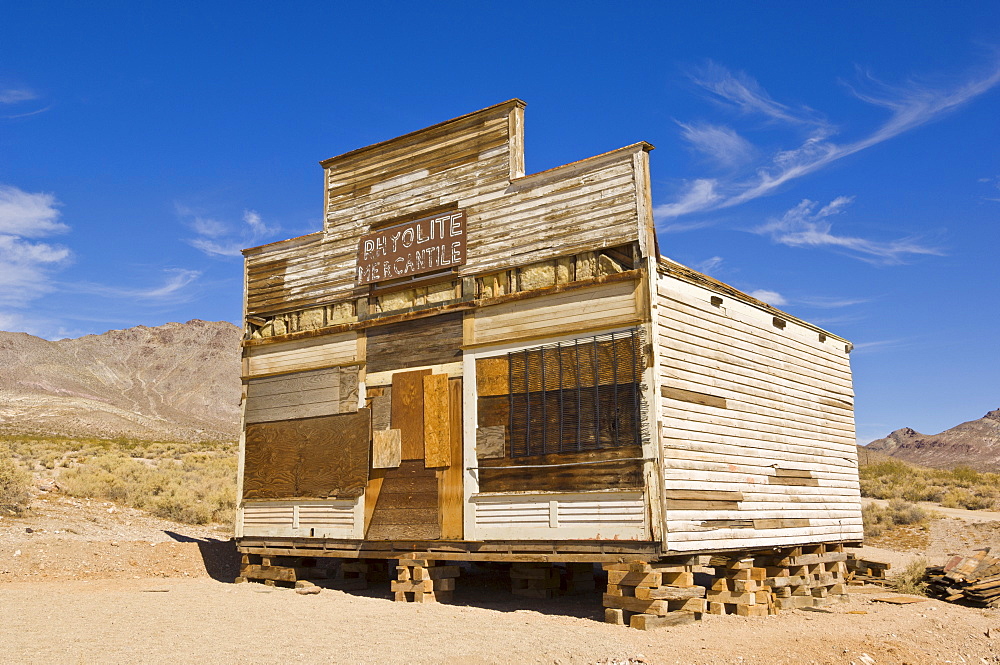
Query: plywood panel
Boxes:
[
  {"xmin": 423, "ymin": 373, "xmax": 451, "ymax": 468},
  {"xmin": 372, "ymin": 429, "xmax": 402, "ymax": 468},
  {"xmin": 366, "ymin": 312, "xmax": 463, "ymax": 374},
  {"xmin": 392, "ymin": 369, "xmax": 432, "ymax": 460},
  {"xmin": 243, "ymin": 410, "xmax": 371, "ymax": 500},
  {"xmin": 439, "ymin": 378, "xmax": 464, "ymax": 539}
]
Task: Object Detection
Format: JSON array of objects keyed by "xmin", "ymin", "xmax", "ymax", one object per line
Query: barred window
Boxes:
[{"xmin": 507, "ymin": 328, "xmax": 645, "ymax": 458}]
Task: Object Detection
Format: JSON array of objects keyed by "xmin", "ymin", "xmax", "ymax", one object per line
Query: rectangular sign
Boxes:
[{"xmin": 356, "ymin": 210, "xmax": 467, "ymax": 285}]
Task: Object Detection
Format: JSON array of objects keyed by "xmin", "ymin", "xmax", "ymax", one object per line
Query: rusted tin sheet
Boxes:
[{"xmin": 356, "ymin": 210, "xmax": 466, "ymax": 285}]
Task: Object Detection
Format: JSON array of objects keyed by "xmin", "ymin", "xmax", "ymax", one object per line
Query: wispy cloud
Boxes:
[
  {"xmin": 0, "ymin": 185, "xmax": 71, "ymax": 307},
  {"xmin": 851, "ymin": 338, "xmax": 908, "ymax": 353},
  {"xmin": 677, "ymin": 121, "xmax": 754, "ymax": 168},
  {"xmin": 980, "ymin": 175, "xmax": 1000, "ymax": 202},
  {"xmin": 754, "ymin": 196, "xmax": 943, "ymax": 264},
  {"xmin": 796, "ymin": 295, "xmax": 872, "ymax": 308},
  {"xmin": 0, "ymin": 89, "xmax": 38, "ymax": 104},
  {"xmin": 694, "ymin": 256, "xmax": 724, "ymax": 274},
  {"xmin": 689, "ymin": 61, "xmax": 827, "ymax": 127},
  {"xmin": 181, "ymin": 206, "xmax": 279, "ymax": 257},
  {"xmin": 67, "ymin": 268, "xmax": 202, "ymax": 302},
  {"xmin": 747, "ymin": 289, "xmax": 787, "ymax": 306},
  {"xmin": 656, "ymin": 59, "xmax": 1000, "ymax": 221}
]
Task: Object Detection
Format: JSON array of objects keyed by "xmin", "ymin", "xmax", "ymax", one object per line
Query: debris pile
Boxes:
[{"xmin": 926, "ymin": 547, "xmax": 1000, "ymax": 607}]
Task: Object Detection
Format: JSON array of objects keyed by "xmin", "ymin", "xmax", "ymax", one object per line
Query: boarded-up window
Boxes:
[
  {"xmin": 243, "ymin": 410, "xmax": 371, "ymax": 500},
  {"xmin": 506, "ymin": 328, "xmax": 644, "ymax": 457}
]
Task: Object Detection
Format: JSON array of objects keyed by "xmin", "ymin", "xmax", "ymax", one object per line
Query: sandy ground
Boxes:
[{"xmin": 2, "ymin": 495, "xmax": 1000, "ymax": 665}]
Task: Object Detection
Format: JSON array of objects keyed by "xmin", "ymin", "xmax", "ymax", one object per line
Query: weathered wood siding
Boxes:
[
  {"xmin": 243, "ymin": 99, "xmax": 651, "ymax": 319},
  {"xmin": 655, "ymin": 268, "xmax": 862, "ymax": 551},
  {"xmin": 470, "ymin": 279, "xmax": 641, "ymax": 346},
  {"xmin": 241, "ymin": 500, "xmax": 360, "ymax": 538},
  {"xmin": 245, "ymin": 333, "xmax": 358, "ymax": 377}
]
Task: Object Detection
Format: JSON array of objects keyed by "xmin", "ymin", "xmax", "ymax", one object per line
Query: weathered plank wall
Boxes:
[
  {"xmin": 243, "ymin": 100, "xmax": 651, "ymax": 319},
  {"xmin": 655, "ymin": 266, "xmax": 862, "ymax": 551},
  {"xmin": 470, "ymin": 279, "xmax": 641, "ymax": 347},
  {"xmin": 471, "ymin": 491, "xmax": 647, "ymax": 540},
  {"xmin": 245, "ymin": 333, "xmax": 358, "ymax": 376}
]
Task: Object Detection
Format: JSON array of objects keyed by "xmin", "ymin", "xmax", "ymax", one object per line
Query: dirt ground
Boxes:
[{"xmin": 2, "ymin": 495, "xmax": 1000, "ymax": 665}]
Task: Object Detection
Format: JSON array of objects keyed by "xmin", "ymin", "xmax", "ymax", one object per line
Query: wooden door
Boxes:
[{"xmin": 365, "ymin": 371, "xmax": 463, "ymax": 541}]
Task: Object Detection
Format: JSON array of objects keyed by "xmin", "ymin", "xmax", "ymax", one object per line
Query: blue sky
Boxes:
[{"xmin": 1, "ymin": 1, "xmax": 997, "ymax": 443}]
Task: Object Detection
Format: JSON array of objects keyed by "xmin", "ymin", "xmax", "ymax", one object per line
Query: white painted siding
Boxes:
[
  {"xmin": 246, "ymin": 333, "xmax": 358, "ymax": 377},
  {"xmin": 471, "ymin": 492, "xmax": 647, "ymax": 540},
  {"xmin": 241, "ymin": 500, "xmax": 359, "ymax": 538},
  {"xmin": 656, "ymin": 269, "xmax": 863, "ymax": 552}
]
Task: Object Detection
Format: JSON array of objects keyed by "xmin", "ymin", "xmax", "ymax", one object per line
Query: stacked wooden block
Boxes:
[
  {"xmin": 602, "ymin": 560, "xmax": 706, "ymax": 630},
  {"xmin": 236, "ymin": 554, "xmax": 331, "ymax": 587},
  {"xmin": 392, "ymin": 558, "xmax": 460, "ymax": 603},
  {"xmin": 561, "ymin": 562, "xmax": 597, "ymax": 594},
  {"xmin": 707, "ymin": 544, "xmax": 849, "ymax": 614},
  {"xmin": 763, "ymin": 544, "xmax": 848, "ymax": 610},
  {"xmin": 331, "ymin": 559, "xmax": 389, "ymax": 591},
  {"xmin": 706, "ymin": 557, "xmax": 774, "ymax": 616},
  {"xmin": 846, "ymin": 552, "xmax": 891, "ymax": 586},
  {"xmin": 510, "ymin": 562, "xmax": 563, "ymax": 599}
]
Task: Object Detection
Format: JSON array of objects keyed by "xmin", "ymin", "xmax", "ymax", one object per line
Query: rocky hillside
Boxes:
[
  {"xmin": 866, "ymin": 409, "xmax": 1000, "ymax": 472},
  {"xmin": 0, "ymin": 320, "xmax": 242, "ymax": 442}
]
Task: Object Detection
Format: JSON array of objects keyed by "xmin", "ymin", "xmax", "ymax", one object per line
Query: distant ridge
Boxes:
[
  {"xmin": 0, "ymin": 320, "xmax": 241, "ymax": 442},
  {"xmin": 866, "ymin": 409, "xmax": 1000, "ymax": 472}
]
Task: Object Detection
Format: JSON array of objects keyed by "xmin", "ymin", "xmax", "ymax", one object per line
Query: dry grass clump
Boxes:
[
  {"xmin": 3, "ymin": 434, "xmax": 236, "ymax": 525},
  {"xmin": 0, "ymin": 444, "xmax": 33, "ymax": 514},
  {"xmin": 862, "ymin": 499, "xmax": 929, "ymax": 539},
  {"xmin": 892, "ymin": 557, "xmax": 929, "ymax": 596},
  {"xmin": 859, "ymin": 458, "xmax": 1000, "ymax": 510}
]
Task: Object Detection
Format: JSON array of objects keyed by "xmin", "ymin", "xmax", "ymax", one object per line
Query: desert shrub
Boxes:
[
  {"xmin": 859, "ymin": 456, "xmax": 1000, "ymax": 510},
  {"xmin": 0, "ymin": 449, "xmax": 32, "ymax": 514},
  {"xmin": 862, "ymin": 499, "xmax": 928, "ymax": 538},
  {"xmin": 54, "ymin": 442, "xmax": 237, "ymax": 526},
  {"xmin": 893, "ymin": 557, "xmax": 929, "ymax": 596}
]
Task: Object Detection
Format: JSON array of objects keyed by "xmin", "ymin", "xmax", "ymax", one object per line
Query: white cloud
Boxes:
[
  {"xmin": 677, "ymin": 121, "xmax": 754, "ymax": 168},
  {"xmin": 183, "ymin": 207, "xmax": 279, "ymax": 257},
  {"xmin": 654, "ymin": 179, "xmax": 722, "ymax": 219},
  {"xmin": 694, "ymin": 256, "xmax": 724, "ymax": 273},
  {"xmin": 656, "ymin": 59, "xmax": 1000, "ymax": 222},
  {"xmin": 0, "ymin": 185, "xmax": 68, "ymax": 237},
  {"xmin": 747, "ymin": 289, "xmax": 787, "ymax": 306},
  {"xmin": 796, "ymin": 295, "xmax": 871, "ymax": 308},
  {"xmin": 67, "ymin": 268, "xmax": 202, "ymax": 301},
  {"xmin": 0, "ymin": 89, "xmax": 37, "ymax": 104},
  {"xmin": 754, "ymin": 197, "xmax": 943, "ymax": 264},
  {"xmin": 0, "ymin": 185, "xmax": 72, "ymax": 307}
]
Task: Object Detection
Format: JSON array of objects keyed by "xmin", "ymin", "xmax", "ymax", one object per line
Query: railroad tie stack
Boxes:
[
  {"xmin": 392, "ymin": 558, "xmax": 460, "ymax": 603},
  {"xmin": 846, "ymin": 553, "xmax": 891, "ymax": 586},
  {"xmin": 926, "ymin": 548, "xmax": 1000, "ymax": 608},
  {"xmin": 562, "ymin": 562, "xmax": 597, "ymax": 594},
  {"xmin": 602, "ymin": 560, "xmax": 706, "ymax": 630},
  {"xmin": 756, "ymin": 544, "xmax": 848, "ymax": 610},
  {"xmin": 510, "ymin": 562, "xmax": 563, "ymax": 599},
  {"xmin": 236, "ymin": 554, "xmax": 331, "ymax": 587},
  {"xmin": 705, "ymin": 557, "xmax": 773, "ymax": 616}
]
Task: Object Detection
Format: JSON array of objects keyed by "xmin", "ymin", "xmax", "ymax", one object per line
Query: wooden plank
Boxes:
[
  {"xmin": 339, "ymin": 365, "xmax": 359, "ymax": 412},
  {"xmin": 661, "ymin": 386, "xmax": 727, "ymax": 409},
  {"xmin": 662, "ymin": 489, "xmax": 744, "ymax": 501},
  {"xmin": 423, "ymin": 374, "xmax": 451, "ymax": 468},
  {"xmin": 367, "ymin": 312, "xmax": 463, "ymax": 374},
  {"xmin": 477, "ymin": 395, "xmax": 508, "ymax": 427},
  {"xmin": 372, "ymin": 429, "xmax": 402, "ymax": 469},
  {"xmin": 245, "ymin": 332, "xmax": 358, "ymax": 376},
  {"xmin": 439, "ymin": 378, "xmax": 464, "ymax": 539},
  {"xmin": 364, "ymin": 469, "xmax": 386, "ymax": 536},
  {"xmin": 476, "ymin": 357, "xmax": 509, "ymax": 396},
  {"xmin": 392, "ymin": 369, "xmax": 432, "ymax": 461},
  {"xmin": 245, "ymin": 367, "xmax": 340, "ymax": 425},
  {"xmin": 370, "ymin": 386, "xmax": 392, "ymax": 431},
  {"xmin": 478, "ymin": 454, "xmax": 644, "ymax": 494},
  {"xmin": 366, "ymin": 460, "xmax": 440, "ymax": 541},
  {"xmin": 243, "ymin": 410, "xmax": 371, "ymax": 500}
]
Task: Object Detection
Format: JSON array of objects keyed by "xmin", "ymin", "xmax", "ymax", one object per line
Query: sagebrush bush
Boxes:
[
  {"xmin": 859, "ymin": 456, "xmax": 1000, "ymax": 510},
  {"xmin": 862, "ymin": 499, "xmax": 928, "ymax": 539},
  {"xmin": 3, "ymin": 434, "xmax": 237, "ymax": 525},
  {"xmin": 0, "ymin": 446, "xmax": 33, "ymax": 514},
  {"xmin": 893, "ymin": 557, "xmax": 929, "ymax": 596}
]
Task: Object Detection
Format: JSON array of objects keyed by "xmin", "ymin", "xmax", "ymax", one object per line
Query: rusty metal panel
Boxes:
[
  {"xmin": 242, "ymin": 409, "xmax": 371, "ymax": 500},
  {"xmin": 355, "ymin": 210, "xmax": 467, "ymax": 285}
]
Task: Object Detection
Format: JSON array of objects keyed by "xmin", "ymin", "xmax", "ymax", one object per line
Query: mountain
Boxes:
[
  {"xmin": 0, "ymin": 320, "xmax": 242, "ymax": 442},
  {"xmin": 866, "ymin": 409, "xmax": 1000, "ymax": 472}
]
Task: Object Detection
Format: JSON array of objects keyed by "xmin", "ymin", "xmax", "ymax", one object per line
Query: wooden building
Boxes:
[{"xmin": 235, "ymin": 100, "xmax": 862, "ymax": 624}]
